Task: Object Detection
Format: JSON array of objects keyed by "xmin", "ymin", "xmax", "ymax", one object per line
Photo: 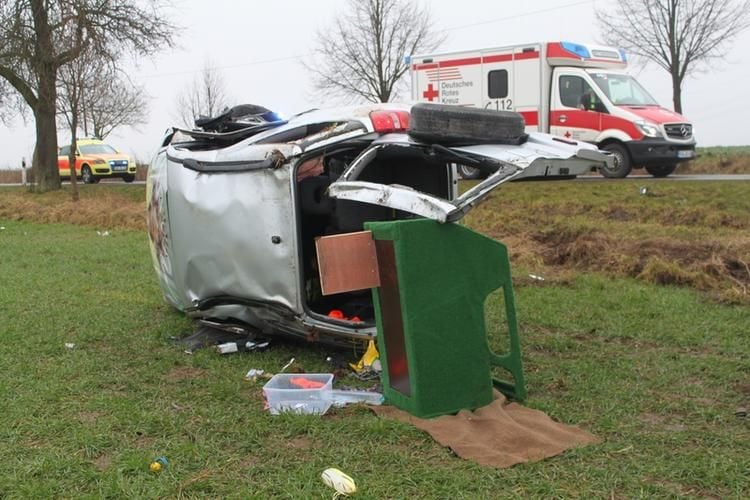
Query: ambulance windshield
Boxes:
[{"xmin": 588, "ymin": 72, "xmax": 658, "ymax": 106}]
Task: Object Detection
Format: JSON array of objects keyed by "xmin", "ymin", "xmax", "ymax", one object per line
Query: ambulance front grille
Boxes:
[{"xmin": 664, "ymin": 123, "xmax": 692, "ymax": 140}]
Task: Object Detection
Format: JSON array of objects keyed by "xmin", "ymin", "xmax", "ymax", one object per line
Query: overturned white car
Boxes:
[{"xmin": 147, "ymin": 103, "xmax": 612, "ymax": 347}]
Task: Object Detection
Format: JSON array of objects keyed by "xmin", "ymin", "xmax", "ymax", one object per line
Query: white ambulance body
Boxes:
[{"xmin": 409, "ymin": 41, "xmax": 696, "ymax": 178}]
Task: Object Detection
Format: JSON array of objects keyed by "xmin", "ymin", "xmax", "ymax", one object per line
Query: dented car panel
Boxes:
[{"xmin": 163, "ymin": 153, "xmax": 301, "ymax": 314}]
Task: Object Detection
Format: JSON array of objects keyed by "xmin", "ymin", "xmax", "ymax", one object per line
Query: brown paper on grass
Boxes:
[{"xmin": 371, "ymin": 392, "xmax": 599, "ymax": 468}]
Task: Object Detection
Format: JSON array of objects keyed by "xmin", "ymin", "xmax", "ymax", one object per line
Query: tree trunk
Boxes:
[
  {"xmin": 671, "ymin": 74, "xmax": 683, "ymax": 114},
  {"xmin": 68, "ymin": 123, "xmax": 80, "ymax": 203},
  {"xmin": 31, "ymin": 65, "xmax": 61, "ymax": 193},
  {"xmin": 31, "ymin": 104, "xmax": 62, "ymax": 192}
]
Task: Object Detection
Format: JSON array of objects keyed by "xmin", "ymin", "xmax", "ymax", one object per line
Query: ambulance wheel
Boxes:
[
  {"xmin": 457, "ymin": 165, "xmax": 483, "ymax": 180},
  {"xmin": 81, "ymin": 165, "xmax": 95, "ymax": 184},
  {"xmin": 123, "ymin": 174, "xmax": 136, "ymax": 183},
  {"xmin": 645, "ymin": 164, "xmax": 676, "ymax": 178},
  {"xmin": 599, "ymin": 143, "xmax": 632, "ymax": 178},
  {"xmin": 408, "ymin": 103, "xmax": 525, "ymax": 144}
]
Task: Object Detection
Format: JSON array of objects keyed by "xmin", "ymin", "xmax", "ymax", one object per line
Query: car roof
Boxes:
[{"xmin": 60, "ymin": 138, "xmax": 106, "ymax": 148}]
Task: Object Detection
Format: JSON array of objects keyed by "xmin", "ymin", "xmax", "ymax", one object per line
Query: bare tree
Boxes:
[
  {"xmin": 57, "ymin": 49, "xmax": 94, "ymax": 201},
  {"xmin": 596, "ymin": 0, "xmax": 750, "ymax": 113},
  {"xmin": 0, "ymin": 0, "xmax": 175, "ymax": 192},
  {"xmin": 85, "ymin": 79, "xmax": 147, "ymax": 140},
  {"xmin": 0, "ymin": 79, "xmax": 17, "ymax": 124},
  {"xmin": 308, "ymin": 0, "xmax": 445, "ymax": 103},
  {"xmin": 59, "ymin": 53, "xmax": 148, "ymax": 140},
  {"xmin": 174, "ymin": 61, "xmax": 230, "ymax": 128}
]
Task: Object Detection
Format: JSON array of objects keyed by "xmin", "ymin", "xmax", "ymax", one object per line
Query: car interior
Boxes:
[{"xmin": 295, "ymin": 142, "xmax": 454, "ymax": 324}]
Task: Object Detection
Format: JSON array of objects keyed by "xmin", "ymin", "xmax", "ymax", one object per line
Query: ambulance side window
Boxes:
[
  {"xmin": 487, "ymin": 70, "xmax": 508, "ymax": 99},
  {"xmin": 560, "ymin": 75, "xmax": 605, "ymax": 112},
  {"xmin": 560, "ymin": 75, "xmax": 587, "ymax": 108}
]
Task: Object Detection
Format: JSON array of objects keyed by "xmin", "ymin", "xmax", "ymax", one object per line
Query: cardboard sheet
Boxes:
[{"xmin": 372, "ymin": 392, "xmax": 598, "ymax": 468}]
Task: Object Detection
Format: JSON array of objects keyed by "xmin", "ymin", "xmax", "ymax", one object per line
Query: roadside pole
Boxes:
[{"xmin": 21, "ymin": 157, "xmax": 27, "ymax": 186}]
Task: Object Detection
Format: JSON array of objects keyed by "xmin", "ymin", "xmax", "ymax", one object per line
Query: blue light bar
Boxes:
[
  {"xmin": 404, "ymin": 55, "xmax": 412, "ymax": 65},
  {"xmin": 561, "ymin": 41, "xmax": 591, "ymax": 59},
  {"xmin": 618, "ymin": 48, "xmax": 628, "ymax": 63}
]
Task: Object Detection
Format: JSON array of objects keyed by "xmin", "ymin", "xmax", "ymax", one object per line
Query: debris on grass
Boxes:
[
  {"xmin": 279, "ymin": 357, "xmax": 295, "ymax": 373},
  {"xmin": 244, "ymin": 368, "xmax": 272, "ymax": 382},
  {"xmin": 216, "ymin": 340, "xmax": 271, "ymax": 355},
  {"xmin": 349, "ymin": 340, "xmax": 380, "ymax": 375},
  {"xmin": 149, "ymin": 456, "xmax": 169, "ymax": 473},
  {"xmin": 321, "ymin": 467, "xmax": 357, "ymax": 497},
  {"xmin": 329, "ymin": 389, "xmax": 384, "ymax": 407},
  {"xmin": 216, "ymin": 342, "xmax": 238, "ymax": 355}
]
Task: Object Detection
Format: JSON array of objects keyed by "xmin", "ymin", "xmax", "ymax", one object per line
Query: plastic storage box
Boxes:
[{"xmin": 263, "ymin": 373, "xmax": 334, "ymax": 415}]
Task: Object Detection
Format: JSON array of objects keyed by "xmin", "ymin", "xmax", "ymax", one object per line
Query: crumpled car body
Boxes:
[{"xmin": 147, "ymin": 103, "xmax": 612, "ymax": 347}]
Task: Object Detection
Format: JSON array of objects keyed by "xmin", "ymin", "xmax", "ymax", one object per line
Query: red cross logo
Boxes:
[
  {"xmin": 564, "ymin": 131, "xmax": 572, "ymax": 138},
  {"xmin": 423, "ymin": 83, "xmax": 439, "ymax": 102}
]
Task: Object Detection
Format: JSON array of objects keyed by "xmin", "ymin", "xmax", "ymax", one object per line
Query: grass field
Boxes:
[{"xmin": 1, "ymin": 182, "xmax": 749, "ymax": 497}]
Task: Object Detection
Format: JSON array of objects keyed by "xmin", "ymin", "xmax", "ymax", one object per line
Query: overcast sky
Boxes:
[{"xmin": 1, "ymin": 0, "xmax": 748, "ymax": 168}]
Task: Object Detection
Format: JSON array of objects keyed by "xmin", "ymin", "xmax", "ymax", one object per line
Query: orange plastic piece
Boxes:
[
  {"xmin": 328, "ymin": 309, "xmax": 345, "ymax": 319},
  {"xmin": 289, "ymin": 377, "xmax": 327, "ymax": 389}
]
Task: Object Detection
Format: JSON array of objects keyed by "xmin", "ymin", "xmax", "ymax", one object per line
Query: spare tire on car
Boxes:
[{"xmin": 408, "ymin": 103, "xmax": 527, "ymax": 145}]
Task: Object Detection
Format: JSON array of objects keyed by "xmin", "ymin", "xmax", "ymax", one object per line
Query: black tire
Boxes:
[
  {"xmin": 457, "ymin": 164, "xmax": 483, "ymax": 180},
  {"xmin": 599, "ymin": 143, "xmax": 632, "ymax": 178},
  {"xmin": 123, "ymin": 174, "xmax": 135, "ymax": 183},
  {"xmin": 81, "ymin": 165, "xmax": 95, "ymax": 184},
  {"xmin": 645, "ymin": 164, "xmax": 676, "ymax": 178},
  {"xmin": 408, "ymin": 103, "xmax": 525, "ymax": 144}
]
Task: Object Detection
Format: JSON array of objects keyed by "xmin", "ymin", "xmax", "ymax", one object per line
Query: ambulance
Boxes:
[{"xmin": 409, "ymin": 41, "xmax": 696, "ymax": 178}]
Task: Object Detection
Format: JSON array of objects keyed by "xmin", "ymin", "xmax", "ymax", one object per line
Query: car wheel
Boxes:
[
  {"xmin": 81, "ymin": 165, "xmax": 94, "ymax": 184},
  {"xmin": 599, "ymin": 143, "xmax": 632, "ymax": 178},
  {"xmin": 123, "ymin": 174, "xmax": 135, "ymax": 183},
  {"xmin": 645, "ymin": 164, "xmax": 676, "ymax": 178},
  {"xmin": 457, "ymin": 164, "xmax": 483, "ymax": 180},
  {"xmin": 408, "ymin": 103, "xmax": 526, "ymax": 144}
]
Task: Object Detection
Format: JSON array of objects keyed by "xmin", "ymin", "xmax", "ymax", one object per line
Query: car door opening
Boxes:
[{"xmin": 296, "ymin": 144, "xmax": 454, "ymax": 325}]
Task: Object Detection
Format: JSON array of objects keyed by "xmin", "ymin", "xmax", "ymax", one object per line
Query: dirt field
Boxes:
[{"xmin": 463, "ymin": 179, "xmax": 750, "ymax": 305}]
